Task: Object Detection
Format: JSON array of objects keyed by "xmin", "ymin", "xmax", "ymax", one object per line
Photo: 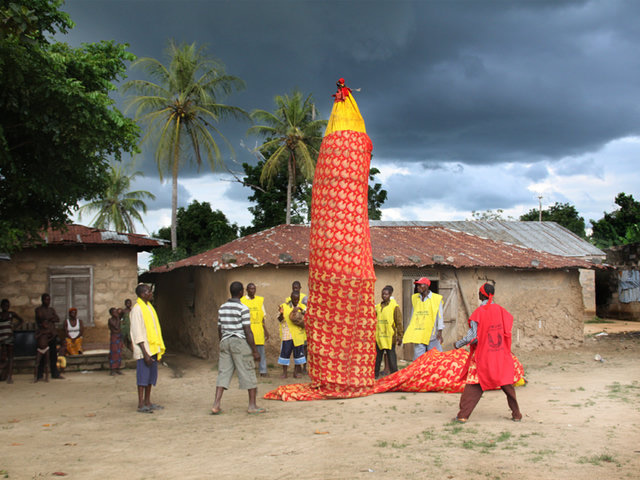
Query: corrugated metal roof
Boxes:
[
  {"xmin": 370, "ymin": 220, "xmax": 605, "ymax": 259},
  {"xmin": 150, "ymin": 224, "xmax": 596, "ymax": 274},
  {"xmin": 36, "ymin": 224, "xmax": 167, "ymax": 251}
]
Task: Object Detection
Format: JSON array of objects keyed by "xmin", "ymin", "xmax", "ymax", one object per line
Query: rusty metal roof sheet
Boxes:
[
  {"xmin": 370, "ymin": 220, "xmax": 605, "ymax": 259},
  {"xmin": 37, "ymin": 224, "xmax": 167, "ymax": 251},
  {"xmin": 150, "ymin": 224, "xmax": 595, "ymax": 274}
]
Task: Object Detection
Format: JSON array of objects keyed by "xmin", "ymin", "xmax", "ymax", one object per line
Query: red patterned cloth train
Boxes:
[
  {"xmin": 265, "ymin": 348, "xmax": 525, "ymax": 401},
  {"xmin": 264, "ymin": 79, "xmax": 525, "ymax": 401}
]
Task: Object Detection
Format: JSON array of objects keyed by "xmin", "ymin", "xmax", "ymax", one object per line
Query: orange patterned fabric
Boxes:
[
  {"xmin": 305, "ymin": 129, "xmax": 377, "ymax": 396},
  {"xmin": 263, "ymin": 83, "xmax": 525, "ymax": 402},
  {"xmin": 264, "ymin": 349, "xmax": 525, "ymax": 401}
]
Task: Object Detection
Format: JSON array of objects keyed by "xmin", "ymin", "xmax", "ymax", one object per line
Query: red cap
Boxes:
[{"xmin": 413, "ymin": 277, "xmax": 431, "ymax": 286}]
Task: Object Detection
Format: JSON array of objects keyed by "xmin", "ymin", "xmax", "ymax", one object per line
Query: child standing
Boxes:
[{"xmin": 108, "ymin": 307, "xmax": 124, "ymax": 375}]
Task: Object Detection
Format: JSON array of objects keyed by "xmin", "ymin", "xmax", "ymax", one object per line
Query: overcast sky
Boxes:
[{"xmin": 61, "ymin": 0, "xmax": 640, "ymax": 264}]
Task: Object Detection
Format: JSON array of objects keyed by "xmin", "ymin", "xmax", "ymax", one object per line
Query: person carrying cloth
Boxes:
[
  {"xmin": 453, "ymin": 282, "xmax": 522, "ymax": 423},
  {"xmin": 374, "ymin": 286, "xmax": 403, "ymax": 378},
  {"xmin": 403, "ymin": 277, "xmax": 444, "ymax": 360},
  {"xmin": 277, "ymin": 291, "xmax": 307, "ymax": 378},
  {"xmin": 130, "ymin": 284, "xmax": 165, "ymax": 413},
  {"xmin": 241, "ymin": 283, "xmax": 270, "ymax": 377}
]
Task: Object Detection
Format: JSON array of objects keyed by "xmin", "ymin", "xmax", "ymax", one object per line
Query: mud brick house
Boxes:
[{"xmin": 0, "ymin": 224, "xmax": 166, "ymax": 345}]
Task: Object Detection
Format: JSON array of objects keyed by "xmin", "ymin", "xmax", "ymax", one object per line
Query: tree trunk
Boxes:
[
  {"xmin": 171, "ymin": 148, "xmax": 179, "ymax": 251},
  {"xmin": 286, "ymin": 156, "xmax": 293, "ymax": 225}
]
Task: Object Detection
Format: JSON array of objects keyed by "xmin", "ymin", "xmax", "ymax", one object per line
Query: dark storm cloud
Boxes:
[
  {"xmin": 134, "ymin": 176, "xmax": 190, "ymax": 211},
  {"xmin": 382, "ymin": 162, "xmax": 533, "ymax": 211},
  {"xmin": 61, "ymin": 0, "xmax": 640, "ymax": 178}
]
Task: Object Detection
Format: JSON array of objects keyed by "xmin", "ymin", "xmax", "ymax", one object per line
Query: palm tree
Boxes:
[
  {"xmin": 123, "ymin": 40, "xmax": 247, "ymax": 250},
  {"xmin": 247, "ymin": 90, "xmax": 326, "ymax": 224},
  {"xmin": 78, "ymin": 162, "xmax": 155, "ymax": 233}
]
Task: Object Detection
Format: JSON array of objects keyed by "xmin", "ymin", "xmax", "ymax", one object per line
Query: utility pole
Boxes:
[{"xmin": 538, "ymin": 195, "xmax": 543, "ymax": 222}]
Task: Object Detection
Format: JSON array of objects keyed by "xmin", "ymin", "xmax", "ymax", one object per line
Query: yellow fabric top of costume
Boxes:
[{"xmin": 324, "ymin": 84, "xmax": 366, "ymax": 136}]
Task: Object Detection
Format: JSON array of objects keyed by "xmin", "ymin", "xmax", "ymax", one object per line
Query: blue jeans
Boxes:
[
  {"xmin": 413, "ymin": 338, "xmax": 443, "ymax": 360},
  {"xmin": 256, "ymin": 344, "xmax": 267, "ymax": 374}
]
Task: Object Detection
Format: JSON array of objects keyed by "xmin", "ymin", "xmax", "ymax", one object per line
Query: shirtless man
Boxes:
[{"xmin": 35, "ymin": 294, "xmax": 63, "ymax": 379}]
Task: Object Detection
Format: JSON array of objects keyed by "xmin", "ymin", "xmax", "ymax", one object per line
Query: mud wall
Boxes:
[
  {"xmin": 0, "ymin": 246, "xmax": 139, "ymax": 344},
  {"xmin": 152, "ymin": 264, "xmax": 585, "ymax": 361}
]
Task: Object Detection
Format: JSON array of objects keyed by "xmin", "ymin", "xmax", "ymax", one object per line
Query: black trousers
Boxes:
[
  {"xmin": 375, "ymin": 344, "xmax": 398, "ymax": 377},
  {"xmin": 37, "ymin": 337, "xmax": 60, "ymax": 379}
]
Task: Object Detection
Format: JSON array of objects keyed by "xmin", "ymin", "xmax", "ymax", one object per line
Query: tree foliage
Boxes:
[
  {"xmin": 520, "ymin": 202, "xmax": 586, "ymax": 238},
  {"xmin": 241, "ymin": 160, "xmax": 387, "ymax": 235},
  {"xmin": 78, "ymin": 162, "xmax": 155, "ymax": 233},
  {"xmin": 590, "ymin": 193, "xmax": 640, "ymax": 248},
  {"xmin": 150, "ymin": 200, "xmax": 238, "ymax": 267},
  {"xmin": 469, "ymin": 209, "xmax": 514, "ymax": 221},
  {"xmin": 368, "ymin": 167, "xmax": 387, "ymax": 220},
  {"xmin": 123, "ymin": 40, "xmax": 247, "ymax": 250},
  {"xmin": 247, "ymin": 90, "xmax": 326, "ymax": 224},
  {"xmin": 0, "ymin": 0, "xmax": 139, "ymax": 252}
]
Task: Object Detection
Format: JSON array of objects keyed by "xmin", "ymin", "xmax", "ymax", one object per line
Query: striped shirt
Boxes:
[{"xmin": 218, "ymin": 298, "xmax": 251, "ymax": 340}]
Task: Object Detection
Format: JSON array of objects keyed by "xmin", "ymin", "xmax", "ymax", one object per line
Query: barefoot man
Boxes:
[
  {"xmin": 211, "ymin": 281, "xmax": 264, "ymax": 415},
  {"xmin": 130, "ymin": 284, "xmax": 165, "ymax": 413}
]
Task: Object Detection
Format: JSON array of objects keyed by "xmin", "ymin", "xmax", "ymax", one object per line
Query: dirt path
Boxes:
[{"xmin": 1, "ymin": 332, "xmax": 639, "ymax": 480}]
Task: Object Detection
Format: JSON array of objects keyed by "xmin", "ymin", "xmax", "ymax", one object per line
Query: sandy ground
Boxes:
[{"xmin": 1, "ymin": 324, "xmax": 639, "ymax": 480}]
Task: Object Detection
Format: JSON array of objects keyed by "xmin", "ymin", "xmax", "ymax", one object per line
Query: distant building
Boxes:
[
  {"xmin": 597, "ymin": 242, "xmax": 640, "ymax": 320},
  {"xmin": 144, "ymin": 222, "xmax": 600, "ymax": 360},
  {"xmin": 0, "ymin": 224, "xmax": 166, "ymax": 344}
]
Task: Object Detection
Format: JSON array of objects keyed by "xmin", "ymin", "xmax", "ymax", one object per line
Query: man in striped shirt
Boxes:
[{"xmin": 211, "ymin": 281, "xmax": 265, "ymax": 415}]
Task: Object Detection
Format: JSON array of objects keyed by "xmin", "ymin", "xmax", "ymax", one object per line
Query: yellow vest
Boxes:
[
  {"xmin": 279, "ymin": 302, "xmax": 307, "ymax": 347},
  {"xmin": 241, "ymin": 295, "xmax": 265, "ymax": 345},
  {"xmin": 403, "ymin": 292, "xmax": 443, "ymax": 345},
  {"xmin": 375, "ymin": 299, "xmax": 399, "ymax": 350}
]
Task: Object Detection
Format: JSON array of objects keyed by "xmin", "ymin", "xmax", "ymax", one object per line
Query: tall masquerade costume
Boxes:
[{"xmin": 264, "ymin": 81, "xmax": 525, "ymax": 402}]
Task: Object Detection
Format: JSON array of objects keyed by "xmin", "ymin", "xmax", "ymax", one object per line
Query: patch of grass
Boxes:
[
  {"xmin": 578, "ymin": 386, "xmax": 586, "ymax": 391},
  {"xmin": 391, "ymin": 441, "xmax": 408, "ymax": 449},
  {"xmin": 399, "ymin": 395, "xmax": 407, "ymax": 400},
  {"xmin": 420, "ymin": 429, "xmax": 436, "ymax": 441},
  {"xmin": 606, "ymin": 381, "xmax": 640, "ymax": 403},
  {"xmin": 496, "ymin": 431, "xmax": 512, "ymax": 442},
  {"xmin": 569, "ymin": 403, "xmax": 582, "ymax": 407},
  {"xmin": 519, "ymin": 432, "xmax": 543, "ymax": 439},
  {"xmin": 585, "ymin": 316, "xmax": 614, "ymax": 324},
  {"xmin": 578, "ymin": 453, "xmax": 618, "ymax": 466},
  {"xmin": 375, "ymin": 440, "xmax": 388, "ymax": 447}
]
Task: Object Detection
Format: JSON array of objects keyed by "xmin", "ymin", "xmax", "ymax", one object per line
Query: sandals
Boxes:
[
  {"xmin": 247, "ymin": 407, "xmax": 267, "ymax": 414},
  {"xmin": 137, "ymin": 406, "xmax": 153, "ymax": 414}
]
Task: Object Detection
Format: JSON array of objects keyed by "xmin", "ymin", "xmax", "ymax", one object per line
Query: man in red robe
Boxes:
[{"xmin": 453, "ymin": 283, "xmax": 522, "ymax": 422}]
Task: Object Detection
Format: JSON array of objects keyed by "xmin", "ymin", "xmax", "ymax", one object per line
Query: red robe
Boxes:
[{"xmin": 469, "ymin": 303, "xmax": 515, "ymax": 391}]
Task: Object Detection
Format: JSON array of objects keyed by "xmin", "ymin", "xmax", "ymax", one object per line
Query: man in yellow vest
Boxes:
[
  {"xmin": 375, "ymin": 286, "xmax": 403, "ymax": 378},
  {"xmin": 277, "ymin": 291, "xmax": 306, "ymax": 378},
  {"xmin": 402, "ymin": 277, "xmax": 444, "ymax": 360},
  {"xmin": 241, "ymin": 283, "xmax": 270, "ymax": 377},
  {"xmin": 286, "ymin": 280, "xmax": 308, "ymax": 306}
]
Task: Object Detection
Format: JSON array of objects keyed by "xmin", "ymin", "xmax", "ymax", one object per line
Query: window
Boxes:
[{"xmin": 48, "ymin": 266, "xmax": 94, "ymax": 326}]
